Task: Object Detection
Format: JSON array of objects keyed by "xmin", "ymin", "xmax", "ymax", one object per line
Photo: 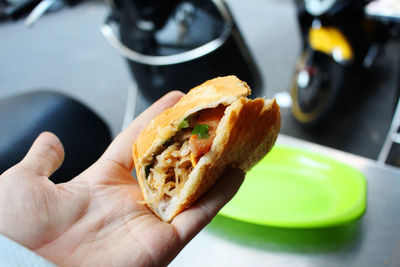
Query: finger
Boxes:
[
  {"xmin": 18, "ymin": 132, "xmax": 65, "ymax": 177},
  {"xmin": 99, "ymin": 91, "xmax": 184, "ymax": 172},
  {"xmin": 172, "ymin": 168, "xmax": 245, "ymax": 244}
]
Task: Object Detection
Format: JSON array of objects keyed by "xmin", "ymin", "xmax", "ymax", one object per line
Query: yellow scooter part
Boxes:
[{"xmin": 309, "ymin": 27, "xmax": 353, "ymax": 61}]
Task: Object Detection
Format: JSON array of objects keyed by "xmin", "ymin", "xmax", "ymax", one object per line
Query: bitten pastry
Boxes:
[{"xmin": 132, "ymin": 76, "xmax": 281, "ymax": 222}]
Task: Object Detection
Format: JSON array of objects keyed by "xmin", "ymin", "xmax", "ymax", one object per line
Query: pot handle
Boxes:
[{"xmin": 100, "ymin": 0, "xmax": 233, "ymax": 66}]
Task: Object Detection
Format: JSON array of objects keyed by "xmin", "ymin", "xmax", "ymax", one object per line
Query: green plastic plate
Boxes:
[{"xmin": 219, "ymin": 145, "xmax": 367, "ymax": 228}]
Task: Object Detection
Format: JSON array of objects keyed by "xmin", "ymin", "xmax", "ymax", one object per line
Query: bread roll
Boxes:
[{"xmin": 132, "ymin": 76, "xmax": 281, "ymax": 222}]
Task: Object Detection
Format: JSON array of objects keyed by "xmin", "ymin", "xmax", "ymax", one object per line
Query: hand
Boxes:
[{"xmin": 0, "ymin": 91, "xmax": 244, "ymax": 266}]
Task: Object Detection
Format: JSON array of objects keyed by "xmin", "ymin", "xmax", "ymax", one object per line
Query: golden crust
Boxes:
[
  {"xmin": 164, "ymin": 98, "xmax": 281, "ymax": 221},
  {"xmin": 133, "ymin": 76, "xmax": 250, "ymax": 166},
  {"xmin": 132, "ymin": 76, "xmax": 281, "ymax": 222}
]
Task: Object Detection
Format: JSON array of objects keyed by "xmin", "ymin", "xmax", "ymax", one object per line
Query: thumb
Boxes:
[
  {"xmin": 172, "ymin": 168, "xmax": 245, "ymax": 244},
  {"xmin": 19, "ymin": 132, "xmax": 65, "ymax": 178}
]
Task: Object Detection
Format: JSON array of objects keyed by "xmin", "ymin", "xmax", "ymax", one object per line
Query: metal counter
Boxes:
[{"xmin": 170, "ymin": 135, "xmax": 400, "ymax": 267}]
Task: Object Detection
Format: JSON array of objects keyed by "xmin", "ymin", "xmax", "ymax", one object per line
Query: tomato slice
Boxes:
[{"xmin": 189, "ymin": 105, "xmax": 226, "ymax": 161}]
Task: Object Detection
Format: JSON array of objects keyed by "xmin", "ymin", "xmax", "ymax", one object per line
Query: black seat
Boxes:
[{"xmin": 0, "ymin": 91, "xmax": 112, "ymax": 183}]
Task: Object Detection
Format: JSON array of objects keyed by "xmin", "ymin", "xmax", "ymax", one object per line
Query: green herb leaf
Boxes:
[
  {"xmin": 178, "ymin": 118, "xmax": 190, "ymax": 129},
  {"xmin": 192, "ymin": 124, "xmax": 210, "ymax": 139}
]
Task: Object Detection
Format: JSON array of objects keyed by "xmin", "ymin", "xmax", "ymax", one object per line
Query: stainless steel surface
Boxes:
[
  {"xmin": 100, "ymin": 23, "xmax": 231, "ymax": 66},
  {"xmin": 100, "ymin": 0, "xmax": 233, "ymax": 66},
  {"xmin": 170, "ymin": 135, "xmax": 400, "ymax": 267}
]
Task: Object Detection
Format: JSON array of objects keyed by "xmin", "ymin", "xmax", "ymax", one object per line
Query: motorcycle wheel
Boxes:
[{"xmin": 290, "ymin": 51, "xmax": 345, "ymax": 128}]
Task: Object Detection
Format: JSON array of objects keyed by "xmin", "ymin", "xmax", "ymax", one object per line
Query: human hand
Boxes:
[{"xmin": 0, "ymin": 91, "xmax": 244, "ymax": 267}]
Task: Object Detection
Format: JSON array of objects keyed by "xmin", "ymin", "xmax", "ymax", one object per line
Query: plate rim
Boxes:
[{"xmin": 219, "ymin": 144, "xmax": 367, "ymax": 228}]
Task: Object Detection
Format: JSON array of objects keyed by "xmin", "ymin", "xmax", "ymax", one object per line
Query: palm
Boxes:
[
  {"xmin": 29, "ymin": 162, "xmax": 178, "ymax": 266},
  {"xmin": 0, "ymin": 92, "xmax": 244, "ymax": 266}
]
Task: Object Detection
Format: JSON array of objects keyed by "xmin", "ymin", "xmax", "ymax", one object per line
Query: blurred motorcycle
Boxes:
[
  {"xmin": 290, "ymin": 0, "xmax": 398, "ymax": 127},
  {"xmin": 101, "ymin": 0, "xmax": 262, "ymax": 115}
]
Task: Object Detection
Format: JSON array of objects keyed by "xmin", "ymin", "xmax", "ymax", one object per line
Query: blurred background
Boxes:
[{"xmin": 1, "ymin": 0, "xmax": 399, "ymax": 179}]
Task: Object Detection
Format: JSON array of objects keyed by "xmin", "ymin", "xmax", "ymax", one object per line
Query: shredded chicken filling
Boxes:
[
  {"xmin": 145, "ymin": 105, "xmax": 226, "ymax": 202},
  {"xmin": 147, "ymin": 140, "xmax": 193, "ymax": 199}
]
